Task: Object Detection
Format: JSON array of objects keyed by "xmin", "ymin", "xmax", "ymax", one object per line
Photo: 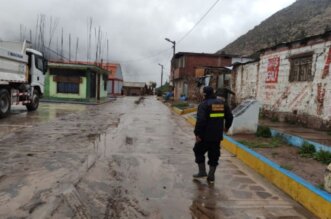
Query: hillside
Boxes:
[{"xmin": 217, "ymin": 0, "xmax": 331, "ymax": 56}]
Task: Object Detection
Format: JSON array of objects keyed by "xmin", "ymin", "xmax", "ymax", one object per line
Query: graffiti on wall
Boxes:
[
  {"xmin": 288, "ymin": 84, "xmax": 309, "ymax": 110},
  {"xmin": 265, "ymin": 56, "xmax": 280, "ymax": 83},
  {"xmin": 322, "ymin": 47, "xmax": 331, "ymax": 79},
  {"xmin": 271, "ymin": 86, "xmax": 291, "ymax": 111},
  {"xmin": 317, "ymin": 83, "xmax": 326, "ymax": 115}
]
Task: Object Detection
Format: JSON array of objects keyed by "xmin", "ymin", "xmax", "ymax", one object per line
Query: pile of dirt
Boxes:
[{"xmin": 134, "ymin": 97, "xmax": 145, "ymax": 105}]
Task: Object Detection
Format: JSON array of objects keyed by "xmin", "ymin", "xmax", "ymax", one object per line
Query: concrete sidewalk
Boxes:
[
  {"xmin": 170, "ymin": 109, "xmax": 317, "ymax": 218},
  {"xmin": 191, "ymin": 149, "xmax": 317, "ymax": 218}
]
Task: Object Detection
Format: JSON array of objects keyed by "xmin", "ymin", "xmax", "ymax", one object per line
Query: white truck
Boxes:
[{"xmin": 0, "ymin": 40, "xmax": 47, "ymax": 118}]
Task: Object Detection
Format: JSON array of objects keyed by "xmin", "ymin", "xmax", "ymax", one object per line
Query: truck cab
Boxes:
[
  {"xmin": 26, "ymin": 48, "xmax": 47, "ymax": 94},
  {"xmin": 0, "ymin": 41, "xmax": 47, "ymax": 118}
]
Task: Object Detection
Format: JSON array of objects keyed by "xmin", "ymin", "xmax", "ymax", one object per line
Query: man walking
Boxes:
[{"xmin": 193, "ymin": 86, "xmax": 233, "ymax": 183}]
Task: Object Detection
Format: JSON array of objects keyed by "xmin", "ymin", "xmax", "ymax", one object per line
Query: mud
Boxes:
[
  {"xmin": 0, "ymin": 97, "xmax": 316, "ymax": 218},
  {"xmin": 233, "ymin": 134, "xmax": 326, "ymax": 187}
]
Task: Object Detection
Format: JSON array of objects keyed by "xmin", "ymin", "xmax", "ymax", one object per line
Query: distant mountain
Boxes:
[{"xmin": 217, "ymin": 0, "xmax": 331, "ymax": 56}]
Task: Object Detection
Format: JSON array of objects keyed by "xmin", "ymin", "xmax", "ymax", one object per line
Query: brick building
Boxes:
[{"xmin": 170, "ymin": 52, "xmax": 232, "ymax": 100}]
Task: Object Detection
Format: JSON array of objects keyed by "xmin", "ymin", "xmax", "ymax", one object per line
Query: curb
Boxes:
[
  {"xmin": 184, "ymin": 114, "xmax": 331, "ymax": 219},
  {"xmin": 172, "ymin": 106, "xmax": 197, "ymax": 115},
  {"xmin": 269, "ymin": 128, "xmax": 331, "ymax": 153}
]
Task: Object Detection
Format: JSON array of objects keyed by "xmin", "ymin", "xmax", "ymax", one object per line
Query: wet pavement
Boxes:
[
  {"xmin": 0, "ymin": 97, "xmax": 316, "ymax": 218},
  {"xmin": 260, "ymin": 119, "xmax": 331, "ymax": 146}
]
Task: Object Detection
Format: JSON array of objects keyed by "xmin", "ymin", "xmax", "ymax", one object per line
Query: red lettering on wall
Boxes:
[
  {"xmin": 265, "ymin": 56, "xmax": 280, "ymax": 83},
  {"xmin": 322, "ymin": 47, "xmax": 331, "ymax": 79},
  {"xmin": 317, "ymin": 83, "xmax": 326, "ymax": 115},
  {"xmin": 265, "ymin": 84, "xmax": 276, "ymax": 89}
]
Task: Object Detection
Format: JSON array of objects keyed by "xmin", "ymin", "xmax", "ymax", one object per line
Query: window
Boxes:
[
  {"xmin": 103, "ymin": 74, "xmax": 108, "ymax": 90},
  {"xmin": 289, "ymin": 54, "xmax": 313, "ymax": 82},
  {"xmin": 57, "ymin": 82, "xmax": 79, "ymax": 94},
  {"xmin": 35, "ymin": 55, "xmax": 44, "ymax": 72},
  {"xmin": 179, "ymin": 57, "xmax": 185, "ymax": 68}
]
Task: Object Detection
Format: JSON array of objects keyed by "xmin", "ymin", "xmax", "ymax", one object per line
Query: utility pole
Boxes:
[
  {"xmin": 158, "ymin": 63, "xmax": 164, "ymax": 87},
  {"xmin": 165, "ymin": 38, "xmax": 176, "ymax": 57},
  {"xmin": 165, "ymin": 38, "xmax": 176, "ymax": 89},
  {"xmin": 75, "ymin": 37, "xmax": 79, "ymax": 62},
  {"xmin": 69, "ymin": 33, "xmax": 71, "ymax": 62}
]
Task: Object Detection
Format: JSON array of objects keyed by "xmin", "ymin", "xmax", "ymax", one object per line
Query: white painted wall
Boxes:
[
  {"xmin": 233, "ymin": 62, "xmax": 259, "ymax": 103},
  {"xmin": 233, "ymin": 40, "xmax": 331, "ymax": 121}
]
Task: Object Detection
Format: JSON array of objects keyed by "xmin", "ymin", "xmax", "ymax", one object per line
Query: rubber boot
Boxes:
[
  {"xmin": 193, "ymin": 163, "xmax": 207, "ymax": 179},
  {"xmin": 207, "ymin": 166, "xmax": 217, "ymax": 183}
]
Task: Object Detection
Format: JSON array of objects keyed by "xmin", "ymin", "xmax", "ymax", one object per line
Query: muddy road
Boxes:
[{"xmin": 0, "ymin": 97, "xmax": 314, "ymax": 218}]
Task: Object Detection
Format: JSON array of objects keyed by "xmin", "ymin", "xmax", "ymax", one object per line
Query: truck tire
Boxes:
[
  {"xmin": 26, "ymin": 90, "xmax": 40, "ymax": 111},
  {"xmin": 0, "ymin": 89, "xmax": 11, "ymax": 118}
]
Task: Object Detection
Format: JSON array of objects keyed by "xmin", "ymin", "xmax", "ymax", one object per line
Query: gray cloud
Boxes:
[{"xmin": 0, "ymin": 0, "xmax": 295, "ymax": 85}]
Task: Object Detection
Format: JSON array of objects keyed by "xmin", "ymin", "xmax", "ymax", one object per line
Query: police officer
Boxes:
[{"xmin": 193, "ymin": 86, "xmax": 233, "ymax": 183}]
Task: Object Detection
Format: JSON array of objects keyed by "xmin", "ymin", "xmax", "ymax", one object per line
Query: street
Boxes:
[{"xmin": 0, "ymin": 97, "xmax": 315, "ymax": 218}]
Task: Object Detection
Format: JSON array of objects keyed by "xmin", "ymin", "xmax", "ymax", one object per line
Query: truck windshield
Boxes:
[{"xmin": 35, "ymin": 56, "xmax": 44, "ymax": 72}]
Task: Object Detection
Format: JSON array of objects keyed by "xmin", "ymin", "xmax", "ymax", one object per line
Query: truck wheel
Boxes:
[
  {"xmin": 0, "ymin": 89, "xmax": 11, "ymax": 118},
  {"xmin": 26, "ymin": 90, "xmax": 40, "ymax": 111}
]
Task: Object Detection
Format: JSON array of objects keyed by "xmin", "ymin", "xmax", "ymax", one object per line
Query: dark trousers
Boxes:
[{"xmin": 193, "ymin": 140, "xmax": 221, "ymax": 167}]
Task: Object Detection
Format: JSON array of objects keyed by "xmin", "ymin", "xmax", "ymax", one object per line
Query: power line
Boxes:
[
  {"xmin": 120, "ymin": 47, "xmax": 171, "ymax": 64},
  {"xmin": 177, "ymin": 0, "xmax": 221, "ymax": 43},
  {"xmin": 110, "ymin": 0, "xmax": 221, "ymax": 64}
]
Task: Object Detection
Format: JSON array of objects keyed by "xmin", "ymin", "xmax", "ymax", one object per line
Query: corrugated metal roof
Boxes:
[
  {"xmin": 48, "ymin": 62, "xmax": 109, "ymax": 75},
  {"xmin": 123, "ymin": 82, "xmax": 146, "ymax": 88}
]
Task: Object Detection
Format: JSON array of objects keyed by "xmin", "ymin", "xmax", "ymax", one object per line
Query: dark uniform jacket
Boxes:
[{"xmin": 194, "ymin": 97, "xmax": 233, "ymax": 142}]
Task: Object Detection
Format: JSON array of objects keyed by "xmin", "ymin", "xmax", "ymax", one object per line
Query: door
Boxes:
[{"xmin": 90, "ymin": 72, "xmax": 96, "ymax": 98}]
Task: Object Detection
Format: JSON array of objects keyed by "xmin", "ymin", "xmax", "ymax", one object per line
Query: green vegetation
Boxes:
[
  {"xmin": 156, "ymin": 82, "xmax": 171, "ymax": 96},
  {"xmin": 316, "ymin": 183, "xmax": 325, "ymax": 190},
  {"xmin": 271, "ymin": 116, "xmax": 279, "ymax": 123},
  {"xmin": 171, "ymin": 102, "xmax": 189, "ymax": 109},
  {"xmin": 256, "ymin": 126, "xmax": 272, "ymax": 138},
  {"xmin": 299, "ymin": 142, "xmax": 316, "ymax": 158},
  {"xmin": 239, "ymin": 136, "xmax": 284, "ymax": 149},
  {"xmin": 314, "ymin": 150, "xmax": 331, "ymax": 164},
  {"xmin": 298, "ymin": 141, "xmax": 331, "ymax": 164}
]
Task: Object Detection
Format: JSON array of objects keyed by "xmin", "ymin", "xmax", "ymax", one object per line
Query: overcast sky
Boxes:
[{"xmin": 0, "ymin": 0, "xmax": 295, "ymax": 86}]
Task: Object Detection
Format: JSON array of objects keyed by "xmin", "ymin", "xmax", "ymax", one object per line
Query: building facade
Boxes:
[
  {"xmin": 122, "ymin": 82, "xmax": 147, "ymax": 96},
  {"xmin": 44, "ymin": 63, "xmax": 110, "ymax": 103},
  {"xmin": 170, "ymin": 52, "xmax": 232, "ymax": 100},
  {"xmin": 232, "ymin": 31, "xmax": 331, "ymax": 129},
  {"xmin": 99, "ymin": 63, "xmax": 124, "ymax": 96}
]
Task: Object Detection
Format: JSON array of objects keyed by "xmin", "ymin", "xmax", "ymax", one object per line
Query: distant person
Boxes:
[
  {"xmin": 163, "ymin": 91, "xmax": 173, "ymax": 101},
  {"xmin": 193, "ymin": 86, "xmax": 233, "ymax": 183}
]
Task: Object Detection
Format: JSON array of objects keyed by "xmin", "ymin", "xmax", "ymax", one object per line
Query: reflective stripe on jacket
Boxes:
[{"xmin": 194, "ymin": 97, "xmax": 233, "ymax": 142}]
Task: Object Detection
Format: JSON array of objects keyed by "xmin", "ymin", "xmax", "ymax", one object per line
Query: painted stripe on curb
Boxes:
[
  {"xmin": 222, "ymin": 136, "xmax": 331, "ymax": 219},
  {"xmin": 270, "ymin": 128, "xmax": 331, "ymax": 153},
  {"xmin": 172, "ymin": 107, "xmax": 197, "ymax": 115}
]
